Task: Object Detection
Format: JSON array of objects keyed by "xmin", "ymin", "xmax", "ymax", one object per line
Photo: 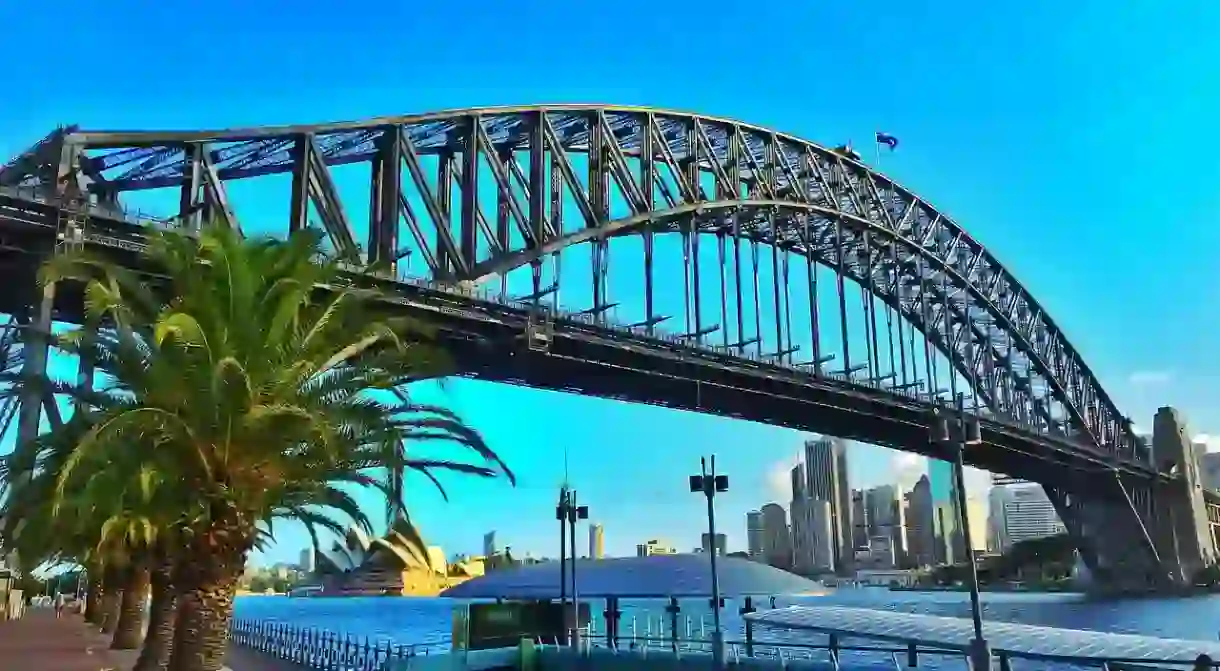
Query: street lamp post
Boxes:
[
  {"xmin": 932, "ymin": 396, "xmax": 989, "ymax": 671},
  {"xmin": 690, "ymin": 455, "xmax": 729, "ymax": 668},
  {"xmin": 567, "ymin": 491, "xmax": 588, "ymax": 648},
  {"xmin": 556, "ymin": 486, "xmax": 568, "ymax": 643}
]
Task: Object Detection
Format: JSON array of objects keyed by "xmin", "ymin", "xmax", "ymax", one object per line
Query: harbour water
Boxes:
[{"xmin": 233, "ymin": 587, "xmax": 1220, "ymax": 650}]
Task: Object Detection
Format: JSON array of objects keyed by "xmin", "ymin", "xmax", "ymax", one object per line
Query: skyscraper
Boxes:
[
  {"xmin": 927, "ymin": 457, "xmax": 963, "ymax": 564},
  {"xmin": 746, "ymin": 510, "xmax": 765, "ymax": 558},
  {"xmin": 589, "ymin": 524, "xmax": 605, "ymax": 559},
  {"xmin": 851, "ymin": 489, "xmax": 868, "ymax": 549},
  {"xmin": 807, "ymin": 499, "xmax": 836, "ymax": 572},
  {"xmin": 997, "ymin": 483, "xmax": 1066, "ymax": 550},
  {"xmin": 803, "ymin": 437, "xmax": 852, "ymax": 573},
  {"xmin": 483, "ymin": 531, "xmax": 499, "ymax": 558},
  {"xmin": 760, "ymin": 503, "xmax": 792, "ymax": 569},
  {"xmin": 865, "ymin": 485, "xmax": 903, "ymax": 566},
  {"xmin": 1200, "ymin": 452, "xmax": 1220, "ymax": 492},
  {"xmin": 906, "ymin": 475, "xmax": 936, "ymax": 567},
  {"xmin": 790, "ymin": 464, "xmax": 811, "ymax": 571},
  {"xmin": 299, "ymin": 547, "xmax": 315, "ymax": 573},
  {"xmin": 701, "ymin": 532, "xmax": 727, "ymax": 556}
]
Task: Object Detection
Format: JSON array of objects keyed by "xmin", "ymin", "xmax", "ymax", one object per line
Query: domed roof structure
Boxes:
[{"xmin": 440, "ymin": 554, "xmax": 823, "ymax": 599}]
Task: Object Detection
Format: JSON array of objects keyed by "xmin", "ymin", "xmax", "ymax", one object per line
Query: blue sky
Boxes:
[{"xmin": 2, "ymin": 0, "xmax": 1218, "ymax": 564}]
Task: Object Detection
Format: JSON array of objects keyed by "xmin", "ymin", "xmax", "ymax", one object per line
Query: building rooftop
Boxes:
[{"xmin": 439, "ymin": 554, "xmax": 822, "ymax": 600}]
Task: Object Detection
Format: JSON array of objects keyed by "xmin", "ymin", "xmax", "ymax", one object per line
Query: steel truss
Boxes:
[{"xmin": 0, "ymin": 105, "xmax": 1140, "ymax": 467}]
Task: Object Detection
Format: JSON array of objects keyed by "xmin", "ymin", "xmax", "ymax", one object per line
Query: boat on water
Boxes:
[{"xmin": 286, "ymin": 585, "xmax": 324, "ymax": 598}]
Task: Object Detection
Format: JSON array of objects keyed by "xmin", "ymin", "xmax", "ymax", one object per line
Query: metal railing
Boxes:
[
  {"xmin": 228, "ymin": 618, "xmax": 450, "ymax": 670},
  {"xmin": 229, "ymin": 616, "xmax": 1214, "ymax": 671},
  {"xmin": 570, "ymin": 634, "xmax": 1212, "ymax": 671}
]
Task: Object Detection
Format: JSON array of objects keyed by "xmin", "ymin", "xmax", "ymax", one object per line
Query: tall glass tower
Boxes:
[{"xmin": 927, "ymin": 457, "xmax": 965, "ymax": 564}]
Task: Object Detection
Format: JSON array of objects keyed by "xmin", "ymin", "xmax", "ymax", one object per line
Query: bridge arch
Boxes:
[
  {"xmin": 466, "ymin": 199, "xmax": 1091, "ymax": 446},
  {"xmin": 1, "ymin": 104, "xmax": 1137, "ymax": 460}
]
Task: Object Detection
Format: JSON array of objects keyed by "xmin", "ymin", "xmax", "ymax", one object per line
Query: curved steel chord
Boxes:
[{"xmin": 1, "ymin": 105, "xmax": 1134, "ymax": 463}]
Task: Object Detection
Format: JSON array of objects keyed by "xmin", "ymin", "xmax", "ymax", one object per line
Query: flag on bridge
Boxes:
[{"xmin": 875, "ymin": 131, "xmax": 899, "ymax": 151}]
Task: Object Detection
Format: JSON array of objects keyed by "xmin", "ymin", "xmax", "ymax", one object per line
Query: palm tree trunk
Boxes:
[
  {"xmin": 168, "ymin": 547, "xmax": 245, "ymax": 671},
  {"xmin": 112, "ymin": 565, "xmax": 150, "ymax": 650},
  {"xmin": 84, "ymin": 577, "xmax": 103, "ymax": 624},
  {"xmin": 135, "ymin": 562, "xmax": 177, "ymax": 671},
  {"xmin": 99, "ymin": 566, "xmax": 122, "ymax": 635}
]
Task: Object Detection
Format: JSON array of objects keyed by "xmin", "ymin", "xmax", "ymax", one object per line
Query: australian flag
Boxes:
[{"xmin": 875, "ymin": 131, "xmax": 899, "ymax": 151}]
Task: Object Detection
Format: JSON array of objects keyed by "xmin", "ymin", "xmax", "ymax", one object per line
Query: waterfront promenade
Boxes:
[
  {"xmin": 0, "ymin": 608, "xmax": 305, "ymax": 671},
  {"xmin": 0, "ymin": 609, "xmax": 140, "ymax": 670}
]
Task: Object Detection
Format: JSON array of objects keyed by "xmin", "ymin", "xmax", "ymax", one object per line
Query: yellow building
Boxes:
[{"xmin": 636, "ymin": 539, "xmax": 678, "ymax": 557}]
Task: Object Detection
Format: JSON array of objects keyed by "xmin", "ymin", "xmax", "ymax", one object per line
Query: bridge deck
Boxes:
[{"xmin": 747, "ymin": 606, "xmax": 1220, "ymax": 664}]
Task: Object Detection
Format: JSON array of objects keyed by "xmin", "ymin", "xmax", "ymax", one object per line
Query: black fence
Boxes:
[{"xmin": 229, "ymin": 618, "xmax": 449, "ymax": 670}]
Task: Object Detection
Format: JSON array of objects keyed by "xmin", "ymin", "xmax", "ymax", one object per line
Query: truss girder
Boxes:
[
  {"xmin": 40, "ymin": 106, "xmax": 1133, "ymax": 461},
  {"xmin": 179, "ymin": 143, "xmax": 239, "ymax": 233},
  {"xmin": 288, "ymin": 134, "xmax": 360, "ymax": 260}
]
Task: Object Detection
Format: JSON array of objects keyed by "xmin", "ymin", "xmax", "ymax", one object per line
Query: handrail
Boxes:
[
  {"xmin": 228, "ymin": 618, "xmax": 450, "ymax": 669},
  {"xmin": 229, "ymin": 618, "xmax": 1217, "ymax": 671}
]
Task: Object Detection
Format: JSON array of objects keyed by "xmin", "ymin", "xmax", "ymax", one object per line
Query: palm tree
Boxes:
[
  {"xmin": 1, "ymin": 414, "xmax": 177, "ymax": 651},
  {"xmin": 22, "ymin": 226, "xmax": 513, "ymax": 671}
]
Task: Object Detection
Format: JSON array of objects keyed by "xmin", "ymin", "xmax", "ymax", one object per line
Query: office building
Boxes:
[
  {"xmin": 927, "ymin": 457, "xmax": 964, "ymax": 564},
  {"xmin": 803, "ymin": 437, "xmax": 853, "ymax": 573},
  {"xmin": 790, "ymin": 464, "xmax": 812, "ymax": 571},
  {"xmin": 299, "ymin": 548, "xmax": 315, "ymax": 573},
  {"xmin": 701, "ymin": 532, "xmax": 727, "ymax": 556},
  {"xmin": 1200, "ymin": 452, "xmax": 1220, "ymax": 492},
  {"xmin": 851, "ymin": 489, "xmax": 869, "ymax": 549},
  {"xmin": 807, "ymin": 499, "xmax": 836, "ymax": 572},
  {"xmin": 987, "ymin": 485, "xmax": 1012, "ymax": 552},
  {"xmin": 865, "ymin": 485, "xmax": 905, "ymax": 566},
  {"xmin": 964, "ymin": 496, "xmax": 987, "ymax": 553},
  {"xmin": 760, "ymin": 503, "xmax": 792, "ymax": 569},
  {"xmin": 589, "ymin": 524, "xmax": 605, "ymax": 560},
  {"xmin": 997, "ymin": 483, "xmax": 1066, "ymax": 550},
  {"xmin": 905, "ymin": 475, "xmax": 936, "ymax": 567},
  {"xmin": 636, "ymin": 539, "xmax": 678, "ymax": 557},
  {"xmin": 482, "ymin": 532, "xmax": 496, "ymax": 558},
  {"xmin": 865, "ymin": 535, "xmax": 896, "ymax": 568},
  {"xmin": 746, "ymin": 510, "xmax": 765, "ymax": 558}
]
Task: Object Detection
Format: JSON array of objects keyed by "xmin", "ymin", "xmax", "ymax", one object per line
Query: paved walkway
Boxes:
[
  {"xmin": 0, "ymin": 608, "xmax": 139, "ymax": 670},
  {"xmin": 0, "ymin": 608, "xmax": 306, "ymax": 670}
]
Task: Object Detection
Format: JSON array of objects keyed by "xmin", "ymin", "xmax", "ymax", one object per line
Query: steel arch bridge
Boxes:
[{"xmin": 0, "ymin": 105, "xmax": 1211, "ymax": 585}]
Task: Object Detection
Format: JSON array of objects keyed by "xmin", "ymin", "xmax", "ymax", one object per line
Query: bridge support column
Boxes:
[
  {"xmin": 1046, "ymin": 486, "xmax": 1162, "ymax": 592},
  {"xmin": 1150, "ymin": 407, "xmax": 1217, "ymax": 582}
]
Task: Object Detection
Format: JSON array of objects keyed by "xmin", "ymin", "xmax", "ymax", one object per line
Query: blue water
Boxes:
[{"xmin": 233, "ymin": 588, "xmax": 1220, "ymax": 648}]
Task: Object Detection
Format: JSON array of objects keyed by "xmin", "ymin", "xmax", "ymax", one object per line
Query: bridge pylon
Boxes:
[{"xmin": 1149, "ymin": 406, "xmax": 1217, "ymax": 582}]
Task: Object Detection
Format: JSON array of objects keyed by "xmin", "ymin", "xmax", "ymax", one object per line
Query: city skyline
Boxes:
[{"xmin": 3, "ymin": 0, "xmax": 1220, "ymax": 570}]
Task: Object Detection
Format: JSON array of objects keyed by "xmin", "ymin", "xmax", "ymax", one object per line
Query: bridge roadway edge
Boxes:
[
  {"xmin": 1, "ymin": 192, "xmax": 1214, "ymax": 588},
  {"xmin": 0, "ymin": 207, "xmax": 1157, "ymax": 500}
]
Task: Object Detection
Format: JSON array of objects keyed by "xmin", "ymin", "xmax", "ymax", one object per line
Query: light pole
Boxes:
[
  {"xmin": 567, "ymin": 491, "xmax": 588, "ymax": 648},
  {"xmin": 931, "ymin": 396, "xmax": 989, "ymax": 671},
  {"xmin": 690, "ymin": 455, "xmax": 729, "ymax": 668},
  {"xmin": 556, "ymin": 486, "xmax": 568, "ymax": 642}
]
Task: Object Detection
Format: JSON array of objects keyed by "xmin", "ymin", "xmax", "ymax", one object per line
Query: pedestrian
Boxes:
[{"xmin": 53, "ymin": 591, "xmax": 66, "ymax": 619}]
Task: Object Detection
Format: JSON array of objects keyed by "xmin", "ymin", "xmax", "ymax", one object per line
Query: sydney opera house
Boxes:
[{"xmin": 310, "ymin": 517, "xmax": 487, "ymax": 596}]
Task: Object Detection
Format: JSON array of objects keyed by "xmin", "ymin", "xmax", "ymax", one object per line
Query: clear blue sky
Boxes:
[{"xmin": 2, "ymin": 0, "xmax": 1218, "ymax": 565}]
